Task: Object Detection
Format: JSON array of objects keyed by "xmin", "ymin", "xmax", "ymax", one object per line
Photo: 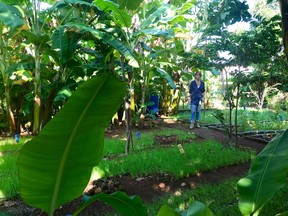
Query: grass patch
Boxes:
[
  {"xmin": 104, "ymin": 178, "xmax": 288, "ymax": 216},
  {"xmin": 145, "ymin": 178, "xmax": 240, "ymax": 216},
  {"xmin": 0, "ymin": 138, "xmax": 28, "ymax": 199},
  {"xmin": 0, "ymin": 154, "xmax": 19, "ymax": 198},
  {"xmin": 103, "ymin": 128, "xmax": 197, "ymax": 157},
  {"xmin": 175, "ymin": 109, "xmax": 288, "ymax": 132},
  {"xmin": 94, "ymin": 140, "xmax": 252, "ymax": 179},
  {"xmin": 0, "ymin": 138, "xmax": 24, "ymax": 153},
  {"xmin": 144, "ymin": 178, "xmax": 288, "ymax": 216}
]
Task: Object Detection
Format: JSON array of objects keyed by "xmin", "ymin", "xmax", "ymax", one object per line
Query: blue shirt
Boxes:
[{"xmin": 189, "ymin": 80, "xmax": 205, "ymax": 105}]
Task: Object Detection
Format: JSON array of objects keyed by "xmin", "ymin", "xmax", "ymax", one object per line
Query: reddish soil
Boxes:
[{"xmin": 0, "ymin": 118, "xmax": 266, "ymax": 216}]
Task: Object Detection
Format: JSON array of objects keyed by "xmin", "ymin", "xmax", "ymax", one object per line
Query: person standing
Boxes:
[{"xmin": 188, "ymin": 71, "xmax": 205, "ymax": 129}]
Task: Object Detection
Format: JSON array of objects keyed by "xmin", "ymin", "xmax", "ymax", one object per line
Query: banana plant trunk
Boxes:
[
  {"xmin": 161, "ymin": 80, "xmax": 168, "ymax": 116},
  {"xmin": 0, "ymin": 24, "xmax": 15, "ymax": 134},
  {"xmin": 140, "ymin": 48, "xmax": 146, "ymax": 127},
  {"xmin": 32, "ymin": 0, "xmax": 41, "ymax": 135},
  {"xmin": 121, "ymin": 55, "xmax": 133, "ymax": 154},
  {"xmin": 169, "ymin": 88, "xmax": 180, "ymax": 115},
  {"xmin": 42, "ymin": 88, "xmax": 57, "ymax": 126},
  {"xmin": 33, "ymin": 46, "xmax": 41, "ymax": 135},
  {"xmin": 129, "ymin": 70, "xmax": 135, "ymax": 119},
  {"xmin": 4, "ymin": 86, "xmax": 15, "ymax": 133}
]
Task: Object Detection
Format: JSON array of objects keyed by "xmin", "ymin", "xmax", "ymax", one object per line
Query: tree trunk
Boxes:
[
  {"xmin": 279, "ymin": 0, "xmax": 288, "ymax": 62},
  {"xmin": 1, "ymin": 95, "xmax": 6, "ymax": 128},
  {"xmin": 234, "ymin": 83, "xmax": 240, "ymax": 146},
  {"xmin": 224, "ymin": 69, "xmax": 233, "ymax": 147}
]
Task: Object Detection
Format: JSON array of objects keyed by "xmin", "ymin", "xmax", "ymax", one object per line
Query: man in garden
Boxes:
[{"xmin": 188, "ymin": 70, "xmax": 205, "ymax": 129}]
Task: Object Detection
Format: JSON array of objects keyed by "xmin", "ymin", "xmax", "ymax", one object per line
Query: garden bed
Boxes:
[{"xmin": 0, "ymin": 120, "xmax": 265, "ymax": 216}]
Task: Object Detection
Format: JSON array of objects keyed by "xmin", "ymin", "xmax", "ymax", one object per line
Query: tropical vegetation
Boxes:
[{"xmin": 0, "ymin": 0, "xmax": 288, "ymax": 215}]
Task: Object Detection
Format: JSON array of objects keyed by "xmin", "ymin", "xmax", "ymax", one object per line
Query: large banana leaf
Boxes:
[
  {"xmin": 155, "ymin": 67, "xmax": 177, "ymax": 89},
  {"xmin": 160, "ymin": 14, "xmax": 194, "ymax": 25},
  {"xmin": 179, "ymin": 1, "xmax": 197, "ymax": 14},
  {"xmin": 183, "ymin": 201, "xmax": 214, "ymax": 216},
  {"xmin": 117, "ymin": 0, "xmax": 143, "ymax": 10},
  {"xmin": 140, "ymin": 28, "xmax": 175, "ymax": 40},
  {"xmin": 140, "ymin": 4, "xmax": 170, "ymax": 29},
  {"xmin": 73, "ymin": 191, "xmax": 147, "ymax": 216},
  {"xmin": 0, "ymin": 2, "xmax": 24, "ymax": 28},
  {"xmin": 237, "ymin": 129, "xmax": 288, "ymax": 216},
  {"xmin": 156, "ymin": 201, "xmax": 213, "ymax": 216},
  {"xmin": 95, "ymin": 0, "xmax": 132, "ymax": 28},
  {"xmin": 21, "ymin": 30, "xmax": 50, "ymax": 48},
  {"xmin": 52, "ymin": 27, "xmax": 69, "ymax": 64},
  {"xmin": 157, "ymin": 205, "xmax": 181, "ymax": 216},
  {"xmin": 63, "ymin": 23, "xmax": 139, "ymax": 68},
  {"xmin": 17, "ymin": 73, "xmax": 125, "ymax": 215}
]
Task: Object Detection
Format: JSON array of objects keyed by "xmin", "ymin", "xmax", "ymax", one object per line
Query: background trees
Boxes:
[{"xmin": 0, "ymin": 0, "xmax": 287, "ymax": 136}]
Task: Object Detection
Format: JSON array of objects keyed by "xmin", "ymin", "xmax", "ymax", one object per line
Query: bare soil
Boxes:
[{"xmin": 0, "ymin": 118, "xmax": 266, "ymax": 216}]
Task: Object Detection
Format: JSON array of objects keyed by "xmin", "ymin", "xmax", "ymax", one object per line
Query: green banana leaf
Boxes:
[
  {"xmin": 0, "ymin": 2, "xmax": 24, "ymax": 28},
  {"xmin": 237, "ymin": 129, "xmax": 288, "ymax": 216},
  {"xmin": 155, "ymin": 67, "xmax": 177, "ymax": 89},
  {"xmin": 17, "ymin": 73, "xmax": 125, "ymax": 215},
  {"xmin": 157, "ymin": 205, "xmax": 181, "ymax": 216},
  {"xmin": 64, "ymin": 23, "xmax": 139, "ymax": 68},
  {"xmin": 95, "ymin": 0, "xmax": 132, "ymax": 28},
  {"xmin": 156, "ymin": 201, "xmax": 213, "ymax": 216},
  {"xmin": 73, "ymin": 191, "xmax": 147, "ymax": 216},
  {"xmin": 52, "ymin": 27, "xmax": 69, "ymax": 64},
  {"xmin": 160, "ymin": 14, "xmax": 194, "ymax": 25},
  {"xmin": 140, "ymin": 28, "xmax": 175, "ymax": 40},
  {"xmin": 183, "ymin": 201, "xmax": 214, "ymax": 216},
  {"xmin": 140, "ymin": 4, "xmax": 170, "ymax": 29},
  {"xmin": 21, "ymin": 30, "xmax": 50, "ymax": 48},
  {"xmin": 179, "ymin": 1, "xmax": 197, "ymax": 14},
  {"xmin": 117, "ymin": 0, "xmax": 143, "ymax": 10}
]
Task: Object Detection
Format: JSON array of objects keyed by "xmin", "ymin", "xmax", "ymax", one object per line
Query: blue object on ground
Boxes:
[
  {"xmin": 147, "ymin": 95, "xmax": 159, "ymax": 112},
  {"xmin": 136, "ymin": 131, "xmax": 140, "ymax": 140},
  {"xmin": 15, "ymin": 134, "xmax": 19, "ymax": 143}
]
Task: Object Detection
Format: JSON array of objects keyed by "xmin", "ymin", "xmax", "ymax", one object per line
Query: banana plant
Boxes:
[
  {"xmin": 0, "ymin": 2, "xmax": 25, "ymax": 133},
  {"xmin": 131, "ymin": 1, "xmax": 204, "ymax": 116},
  {"xmin": 17, "ymin": 73, "xmax": 126, "ymax": 215},
  {"xmin": 237, "ymin": 129, "xmax": 288, "ymax": 216}
]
